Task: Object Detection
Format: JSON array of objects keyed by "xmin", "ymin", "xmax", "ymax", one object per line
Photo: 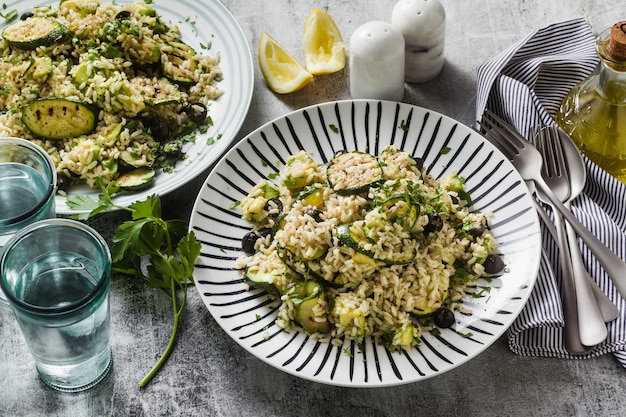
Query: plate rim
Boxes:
[{"xmin": 190, "ymin": 99, "xmax": 542, "ymax": 387}]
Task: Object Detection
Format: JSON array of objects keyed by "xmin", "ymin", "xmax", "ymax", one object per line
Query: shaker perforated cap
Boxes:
[{"xmin": 609, "ymin": 21, "xmax": 626, "ymax": 61}]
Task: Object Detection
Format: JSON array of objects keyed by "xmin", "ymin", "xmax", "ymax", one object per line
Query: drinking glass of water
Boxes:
[
  {"xmin": 0, "ymin": 138, "xmax": 57, "ymax": 303},
  {"xmin": 0, "ymin": 219, "xmax": 112, "ymax": 392}
]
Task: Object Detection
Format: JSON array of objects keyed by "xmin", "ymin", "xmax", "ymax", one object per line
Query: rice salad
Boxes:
[
  {"xmin": 236, "ymin": 146, "xmax": 503, "ymax": 352},
  {"xmin": 0, "ymin": 0, "xmax": 222, "ymax": 191}
]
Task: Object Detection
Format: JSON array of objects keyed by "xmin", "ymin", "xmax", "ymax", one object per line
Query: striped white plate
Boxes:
[
  {"xmin": 1, "ymin": 0, "xmax": 254, "ymax": 214},
  {"xmin": 191, "ymin": 100, "xmax": 542, "ymax": 387}
]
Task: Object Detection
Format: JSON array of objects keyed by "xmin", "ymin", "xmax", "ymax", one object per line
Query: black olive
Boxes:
[
  {"xmin": 152, "ymin": 123, "xmax": 171, "ymax": 142},
  {"xmin": 483, "ymin": 254, "xmax": 505, "ymax": 275},
  {"xmin": 258, "ymin": 228, "xmax": 272, "ymax": 238},
  {"xmin": 450, "ymin": 195, "xmax": 459, "ymax": 205},
  {"xmin": 242, "ymin": 231, "xmax": 259, "ymax": 254},
  {"xmin": 469, "ymin": 224, "xmax": 486, "ymax": 238},
  {"xmin": 433, "ymin": 308, "xmax": 455, "ymax": 328},
  {"xmin": 56, "ymin": 174, "xmax": 72, "ymax": 193},
  {"xmin": 163, "ymin": 139, "xmax": 183, "ymax": 156},
  {"xmin": 423, "ymin": 214, "xmax": 443, "ymax": 234},
  {"xmin": 263, "ymin": 198, "xmax": 283, "ymax": 219},
  {"xmin": 305, "ymin": 208, "xmax": 324, "ymax": 222},
  {"xmin": 115, "ymin": 10, "xmax": 131, "ymax": 20},
  {"xmin": 140, "ymin": 112, "xmax": 158, "ymax": 128},
  {"xmin": 184, "ymin": 103, "xmax": 208, "ymax": 124},
  {"xmin": 20, "ymin": 11, "xmax": 34, "ymax": 20},
  {"xmin": 412, "ymin": 156, "xmax": 424, "ymax": 171}
]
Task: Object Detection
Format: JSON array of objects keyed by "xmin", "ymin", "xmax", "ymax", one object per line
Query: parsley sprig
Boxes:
[{"xmin": 67, "ymin": 179, "xmax": 201, "ymax": 388}]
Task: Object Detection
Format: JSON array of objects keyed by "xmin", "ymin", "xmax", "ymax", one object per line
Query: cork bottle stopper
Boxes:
[{"xmin": 609, "ymin": 21, "xmax": 626, "ymax": 61}]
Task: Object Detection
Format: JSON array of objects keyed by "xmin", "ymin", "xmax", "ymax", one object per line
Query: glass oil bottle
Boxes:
[{"xmin": 555, "ymin": 21, "xmax": 626, "ymax": 183}]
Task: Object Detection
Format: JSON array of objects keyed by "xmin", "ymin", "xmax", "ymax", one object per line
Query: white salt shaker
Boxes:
[
  {"xmin": 391, "ymin": 0, "xmax": 445, "ymax": 83},
  {"xmin": 349, "ymin": 21, "xmax": 405, "ymax": 101}
]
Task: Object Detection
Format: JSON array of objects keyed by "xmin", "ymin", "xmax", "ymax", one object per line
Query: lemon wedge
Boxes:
[
  {"xmin": 258, "ymin": 32, "xmax": 312, "ymax": 94},
  {"xmin": 301, "ymin": 8, "xmax": 345, "ymax": 75}
]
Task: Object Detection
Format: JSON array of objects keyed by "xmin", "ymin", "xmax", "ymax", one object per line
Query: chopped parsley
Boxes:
[
  {"xmin": 0, "ymin": 6, "xmax": 17, "ymax": 22},
  {"xmin": 472, "ymin": 287, "xmax": 492, "ymax": 298},
  {"xmin": 206, "ymin": 133, "xmax": 222, "ymax": 146}
]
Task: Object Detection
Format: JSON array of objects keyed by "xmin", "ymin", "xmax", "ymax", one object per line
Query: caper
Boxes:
[
  {"xmin": 433, "ymin": 307, "xmax": 455, "ymax": 328},
  {"xmin": 483, "ymin": 254, "xmax": 505, "ymax": 275}
]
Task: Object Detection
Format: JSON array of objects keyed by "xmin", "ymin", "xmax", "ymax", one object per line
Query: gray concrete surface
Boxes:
[{"xmin": 2, "ymin": 0, "xmax": 626, "ymax": 416}]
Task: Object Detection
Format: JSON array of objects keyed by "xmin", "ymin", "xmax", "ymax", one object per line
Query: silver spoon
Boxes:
[{"xmin": 554, "ymin": 127, "xmax": 619, "ymax": 323}]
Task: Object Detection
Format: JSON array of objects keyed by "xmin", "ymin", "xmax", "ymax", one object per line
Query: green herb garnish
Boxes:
[
  {"xmin": 0, "ymin": 7, "xmax": 17, "ymax": 22},
  {"xmin": 67, "ymin": 179, "xmax": 202, "ymax": 388}
]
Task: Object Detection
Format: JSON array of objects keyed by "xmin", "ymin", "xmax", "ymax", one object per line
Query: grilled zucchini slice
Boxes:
[
  {"xmin": 244, "ymin": 252, "xmax": 289, "ymax": 297},
  {"xmin": 326, "ymin": 151, "xmax": 383, "ymax": 195},
  {"xmin": 115, "ymin": 167, "xmax": 156, "ymax": 190},
  {"xmin": 162, "ymin": 41, "xmax": 198, "ymax": 85},
  {"xmin": 22, "ymin": 56, "xmax": 53, "ymax": 80},
  {"xmin": 2, "ymin": 17, "xmax": 67, "ymax": 50},
  {"xmin": 291, "ymin": 281, "xmax": 330, "ymax": 334},
  {"xmin": 21, "ymin": 98, "xmax": 98, "ymax": 139}
]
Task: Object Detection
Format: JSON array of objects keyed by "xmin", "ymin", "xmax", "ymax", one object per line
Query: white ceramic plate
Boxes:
[
  {"xmin": 0, "ymin": 0, "xmax": 253, "ymax": 214},
  {"xmin": 191, "ymin": 100, "xmax": 542, "ymax": 387}
]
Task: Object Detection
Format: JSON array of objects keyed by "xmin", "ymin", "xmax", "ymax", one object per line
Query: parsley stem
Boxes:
[{"xmin": 138, "ymin": 280, "xmax": 187, "ymax": 388}]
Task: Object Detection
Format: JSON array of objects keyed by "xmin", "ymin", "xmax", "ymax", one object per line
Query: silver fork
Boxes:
[
  {"xmin": 480, "ymin": 110, "xmax": 626, "ymax": 303},
  {"xmin": 535, "ymin": 126, "xmax": 608, "ymax": 348},
  {"xmin": 537, "ymin": 127, "xmax": 619, "ymax": 322}
]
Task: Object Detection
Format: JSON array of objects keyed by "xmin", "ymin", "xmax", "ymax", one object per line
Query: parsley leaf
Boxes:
[{"xmin": 66, "ymin": 182, "xmax": 201, "ymax": 388}]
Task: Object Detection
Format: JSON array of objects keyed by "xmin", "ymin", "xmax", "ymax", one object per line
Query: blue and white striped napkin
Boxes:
[{"xmin": 475, "ymin": 17, "xmax": 626, "ymax": 367}]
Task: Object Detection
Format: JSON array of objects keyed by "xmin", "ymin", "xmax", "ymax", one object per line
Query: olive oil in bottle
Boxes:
[{"xmin": 556, "ymin": 21, "xmax": 626, "ymax": 183}]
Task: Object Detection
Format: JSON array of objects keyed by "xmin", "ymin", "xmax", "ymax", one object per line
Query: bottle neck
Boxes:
[
  {"xmin": 598, "ymin": 60, "xmax": 626, "ymax": 103},
  {"xmin": 597, "ymin": 29, "xmax": 626, "ymax": 103}
]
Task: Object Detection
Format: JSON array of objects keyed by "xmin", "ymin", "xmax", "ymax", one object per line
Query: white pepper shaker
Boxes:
[
  {"xmin": 349, "ymin": 21, "xmax": 405, "ymax": 101},
  {"xmin": 391, "ymin": 0, "xmax": 445, "ymax": 83}
]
